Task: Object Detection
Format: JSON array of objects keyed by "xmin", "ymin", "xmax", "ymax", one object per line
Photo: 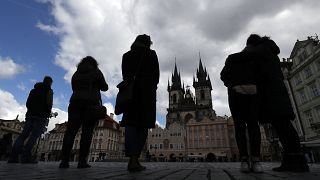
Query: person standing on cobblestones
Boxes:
[
  {"xmin": 59, "ymin": 56, "xmax": 108, "ymax": 169},
  {"xmin": 120, "ymin": 34, "xmax": 159, "ymax": 172},
  {"xmin": 8, "ymin": 76, "xmax": 53, "ymax": 164},
  {"xmin": 255, "ymin": 36, "xmax": 309, "ymax": 172},
  {"xmin": 221, "ymin": 34, "xmax": 263, "ymax": 173}
]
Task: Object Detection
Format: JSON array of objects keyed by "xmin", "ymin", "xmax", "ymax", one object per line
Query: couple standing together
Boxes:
[
  {"xmin": 221, "ymin": 34, "xmax": 309, "ymax": 173},
  {"xmin": 59, "ymin": 34, "xmax": 159, "ymax": 172}
]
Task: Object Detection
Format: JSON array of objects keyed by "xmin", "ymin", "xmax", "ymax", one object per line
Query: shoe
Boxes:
[
  {"xmin": 7, "ymin": 155, "xmax": 19, "ymax": 163},
  {"xmin": 240, "ymin": 160, "xmax": 250, "ymax": 173},
  {"xmin": 77, "ymin": 162, "xmax": 91, "ymax": 168},
  {"xmin": 128, "ymin": 156, "xmax": 146, "ymax": 172},
  {"xmin": 59, "ymin": 161, "xmax": 70, "ymax": 168},
  {"xmin": 272, "ymin": 153, "xmax": 309, "ymax": 172},
  {"xmin": 7, "ymin": 159, "xmax": 19, "ymax": 163},
  {"xmin": 251, "ymin": 161, "xmax": 263, "ymax": 173}
]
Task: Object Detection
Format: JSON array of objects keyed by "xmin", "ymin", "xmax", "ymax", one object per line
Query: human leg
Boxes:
[
  {"xmin": 271, "ymin": 120, "xmax": 309, "ymax": 172},
  {"xmin": 21, "ymin": 117, "xmax": 47, "ymax": 163},
  {"xmin": 125, "ymin": 126, "xmax": 147, "ymax": 172},
  {"xmin": 59, "ymin": 106, "xmax": 82, "ymax": 168},
  {"xmin": 8, "ymin": 119, "xmax": 33, "ymax": 163},
  {"xmin": 77, "ymin": 118, "xmax": 95, "ymax": 168}
]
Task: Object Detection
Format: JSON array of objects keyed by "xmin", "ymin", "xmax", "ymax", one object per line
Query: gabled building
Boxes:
[{"xmin": 282, "ymin": 35, "xmax": 320, "ymax": 162}]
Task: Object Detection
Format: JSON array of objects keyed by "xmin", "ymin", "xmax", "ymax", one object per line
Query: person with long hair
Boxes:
[
  {"xmin": 120, "ymin": 34, "xmax": 159, "ymax": 172},
  {"xmin": 59, "ymin": 56, "xmax": 108, "ymax": 168}
]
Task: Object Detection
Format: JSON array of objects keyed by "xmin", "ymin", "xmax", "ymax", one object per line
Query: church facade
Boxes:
[{"xmin": 147, "ymin": 59, "xmax": 239, "ymax": 162}]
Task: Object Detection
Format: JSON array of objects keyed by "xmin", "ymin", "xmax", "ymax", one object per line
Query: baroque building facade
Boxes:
[
  {"xmin": 38, "ymin": 113, "xmax": 125, "ymax": 162},
  {"xmin": 281, "ymin": 35, "xmax": 320, "ymax": 162}
]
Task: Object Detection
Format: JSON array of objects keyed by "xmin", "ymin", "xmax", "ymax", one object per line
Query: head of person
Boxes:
[
  {"xmin": 131, "ymin": 34, "xmax": 152, "ymax": 49},
  {"xmin": 246, "ymin": 34, "xmax": 263, "ymax": 47},
  {"xmin": 43, "ymin": 76, "xmax": 53, "ymax": 86},
  {"xmin": 77, "ymin": 56, "xmax": 98, "ymax": 70},
  {"xmin": 261, "ymin": 36, "xmax": 280, "ymax": 55}
]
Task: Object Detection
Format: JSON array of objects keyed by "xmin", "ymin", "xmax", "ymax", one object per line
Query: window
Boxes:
[
  {"xmin": 315, "ymin": 106, "xmax": 320, "ymax": 120},
  {"xmin": 316, "ymin": 60, "xmax": 320, "ymax": 71},
  {"xmin": 200, "ymin": 90, "xmax": 205, "ymax": 100},
  {"xmin": 173, "ymin": 94, "xmax": 177, "ymax": 103},
  {"xmin": 304, "ymin": 110, "xmax": 314, "ymax": 125},
  {"xmin": 304, "ymin": 66, "xmax": 313, "ymax": 78},
  {"xmin": 159, "ymin": 144, "xmax": 163, "ymax": 149},
  {"xmin": 298, "ymin": 89, "xmax": 308, "ymax": 104},
  {"xmin": 149, "ymin": 144, "xmax": 153, "ymax": 149},
  {"xmin": 294, "ymin": 74, "xmax": 302, "ymax": 85},
  {"xmin": 169, "ymin": 144, "xmax": 173, "ymax": 149},
  {"xmin": 309, "ymin": 83, "xmax": 320, "ymax": 97}
]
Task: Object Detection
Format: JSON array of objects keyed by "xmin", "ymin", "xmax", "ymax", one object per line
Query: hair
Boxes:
[
  {"xmin": 261, "ymin": 36, "xmax": 280, "ymax": 55},
  {"xmin": 246, "ymin": 34, "xmax": 263, "ymax": 46},
  {"xmin": 131, "ymin": 34, "xmax": 152, "ymax": 49},
  {"xmin": 77, "ymin": 56, "xmax": 98, "ymax": 69},
  {"xmin": 43, "ymin": 76, "xmax": 53, "ymax": 85}
]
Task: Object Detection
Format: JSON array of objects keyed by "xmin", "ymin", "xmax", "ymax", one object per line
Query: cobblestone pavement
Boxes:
[{"xmin": 0, "ymin": 161, "xmax": 319, "ymax": 180}]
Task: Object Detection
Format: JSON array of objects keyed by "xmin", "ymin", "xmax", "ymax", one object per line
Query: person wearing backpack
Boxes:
[
  {"xmin": 220, "ymin": 34, "xmax": 263, "ymax": 173},
  {"xmin": 8, "ymin": 76, "xmax": 53, "ymax": 163}
]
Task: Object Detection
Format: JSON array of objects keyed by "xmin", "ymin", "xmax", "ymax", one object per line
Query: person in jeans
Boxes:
[
  {"xmin": 221, "ymin": 34, "xmax": 263, "ymax": 173},
  {"xmin": 8, "ymin": 76, "xmax": 53, "ymax": 163},
  {"xmin": 59, "ymin": 56, "xmax": 108, "ymax": 169},
  {"xmin": 120, "ymin": 34, "xmax": 159, "ymax": 172}
]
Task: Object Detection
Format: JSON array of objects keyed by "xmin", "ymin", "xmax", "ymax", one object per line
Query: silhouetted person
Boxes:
[
  {"xmin": 255, "ymin": 36, "xmax": 309, "ymax": 172},
  {"xmin": 59, "ymin": 56, "xmax": 108, "ymax": 168},
  {"xmin": 8, "ymin": 76, "xmax": 53, "ymax": 163},
  {"xmin": 221, "ymin": 34, "xmax": 263, "ymax": 173},
  {"xmin": 120, "ymin": 34, "xmax": 159, "ymax": 172},
  {"xmin": 0, "ymin": 133, "xmax": 13, "ymax": 160}
]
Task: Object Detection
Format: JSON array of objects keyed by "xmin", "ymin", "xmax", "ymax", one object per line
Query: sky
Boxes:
[{"xmin": 1, "ymin": 0, "xmax": 320, "ymax": 132}]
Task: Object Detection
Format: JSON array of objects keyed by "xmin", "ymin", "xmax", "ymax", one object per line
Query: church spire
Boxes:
[{"xmin": 170, "ymin": 60, "xmax": 183, "ymax": 91}]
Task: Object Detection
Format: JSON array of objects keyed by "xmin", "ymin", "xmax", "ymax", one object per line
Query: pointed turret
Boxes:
[{"xmin": 170, "ymin": 61, "xmax": 183, "ymax": 91}]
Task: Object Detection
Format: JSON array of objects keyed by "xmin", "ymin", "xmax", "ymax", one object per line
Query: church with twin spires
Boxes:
[
  {"xmin": 147, "ymin": 57, "xmax": 242, "ymax": 162},
  {"xmin": 166, "ymin": 59, "xmax": 216, "ymax": 128}
]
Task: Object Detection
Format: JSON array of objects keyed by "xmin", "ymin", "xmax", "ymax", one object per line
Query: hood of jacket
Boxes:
[{"xmin": 262, "ymin": 39, "xmax": 280, "ymax": 55}]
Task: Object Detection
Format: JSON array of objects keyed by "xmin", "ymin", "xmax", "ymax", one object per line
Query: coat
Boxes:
[
  {"xmin": 26, "ymin": 82, "xmax": 53, "ymax": 118},
  {"xmin": 120, "ymin": 47, "xmax": 160, "ymax": 128},
  {"xmin": 255, "ymin": 41, "xmax": 295, "ymax": 123},
  {"xmin": 70, "ymin": 63, "xmax": 108, "ymax": 106}
]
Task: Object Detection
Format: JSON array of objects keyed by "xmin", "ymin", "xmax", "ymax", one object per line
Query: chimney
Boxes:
[{"xmin": 110, "ymin": 113, "xmax": 114, "ymax": 119}]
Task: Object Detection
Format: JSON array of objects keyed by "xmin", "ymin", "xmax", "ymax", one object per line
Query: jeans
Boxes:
[
  {"xmin": 10, "ymin": 116, "xmax": 47, "ymax": 161},
  {"xmin": 228, "ymin": 90, "xmax": 261, "ymax": 158},
  {"xmin": 125, "ymin": 126, "xmax": 148, "ymax": 157},
  {"xmin": 61, "ymin": 102, "xmax": 96, "ymax": 162}
]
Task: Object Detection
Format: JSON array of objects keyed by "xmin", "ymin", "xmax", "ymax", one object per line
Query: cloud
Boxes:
[
  {"xmin": 17, "ymin": 82, "xmax": 27, "ymax": 91},
  {"xmin": 0, "ymin": 89, "xmax": 26, "ymax": 120},
  {"xmin": 0, "ymin": 88, "xmax": 68, "ymax": 132},
  {"xmin": 38, "ymin": 0, "xmax": 320, "ymax": 125},
  {"xmin": 0, "ymin": 56, "xmax": 25, "ymax": 79}
]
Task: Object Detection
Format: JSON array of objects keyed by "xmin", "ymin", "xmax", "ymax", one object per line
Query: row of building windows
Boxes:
[
  {"xmin": 149, "ymin": 143, "xmax": 184, "ymax": 150},
  {"xmin": 297, "ymin": 82, "xmax": 320, "ymax": 105},
  {"xmin": 304, "ymin": 106, "xmax": 320, "ymax": 127},
  {"xmin": 294, "ymin": 60, "xmax": 320, "ymax": 86}
]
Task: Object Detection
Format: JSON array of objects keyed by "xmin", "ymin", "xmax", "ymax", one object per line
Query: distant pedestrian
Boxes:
[
  {"xmin": 120, "ymin": 34, "xmax": 159, "ymax": 172},
  {"xmin": 221, "ymin": 34, "xmax": 263, "ymax": 173},
  {"xmin": 59, "ymin": 56, "xmax": 108, "ymax": 169},
  {"xmin": 8, "ymin": 76, "xmax": 53, "ymax": 163},
  {"xmin": 255, "ymin": 36, "xmax": 309, "ymax": 172}
]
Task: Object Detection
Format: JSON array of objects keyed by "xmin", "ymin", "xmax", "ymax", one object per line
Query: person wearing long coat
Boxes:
[
  {"xmin": 221, "ymin": 34, "xmax": 263, "ymax": 173},
  {"xmin": 255, "ymin": 37, "xmax": 309, "ymax": 172},
  {"xmin": 59, "ymin": 56, "xmax": 108, "ymax": 168},
  {"xmin": 120, "ymin": 34, "xmax": 159, "ymax": 172}
]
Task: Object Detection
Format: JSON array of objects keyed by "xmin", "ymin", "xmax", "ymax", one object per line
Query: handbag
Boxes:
[
  {"xmin": 90, "ymin": 104, "xmax": 107, "ymax": 120},
  {"xmin": 114, "ymin": 79, "xmax": 135, "ymax": 115},
  {"xmin": 89, "ymin": 83, "xmax": 107, "ymax": 120},
  {"xmin": 115, "ymin": 50, "xmax": 145, "ymax": 115}
]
